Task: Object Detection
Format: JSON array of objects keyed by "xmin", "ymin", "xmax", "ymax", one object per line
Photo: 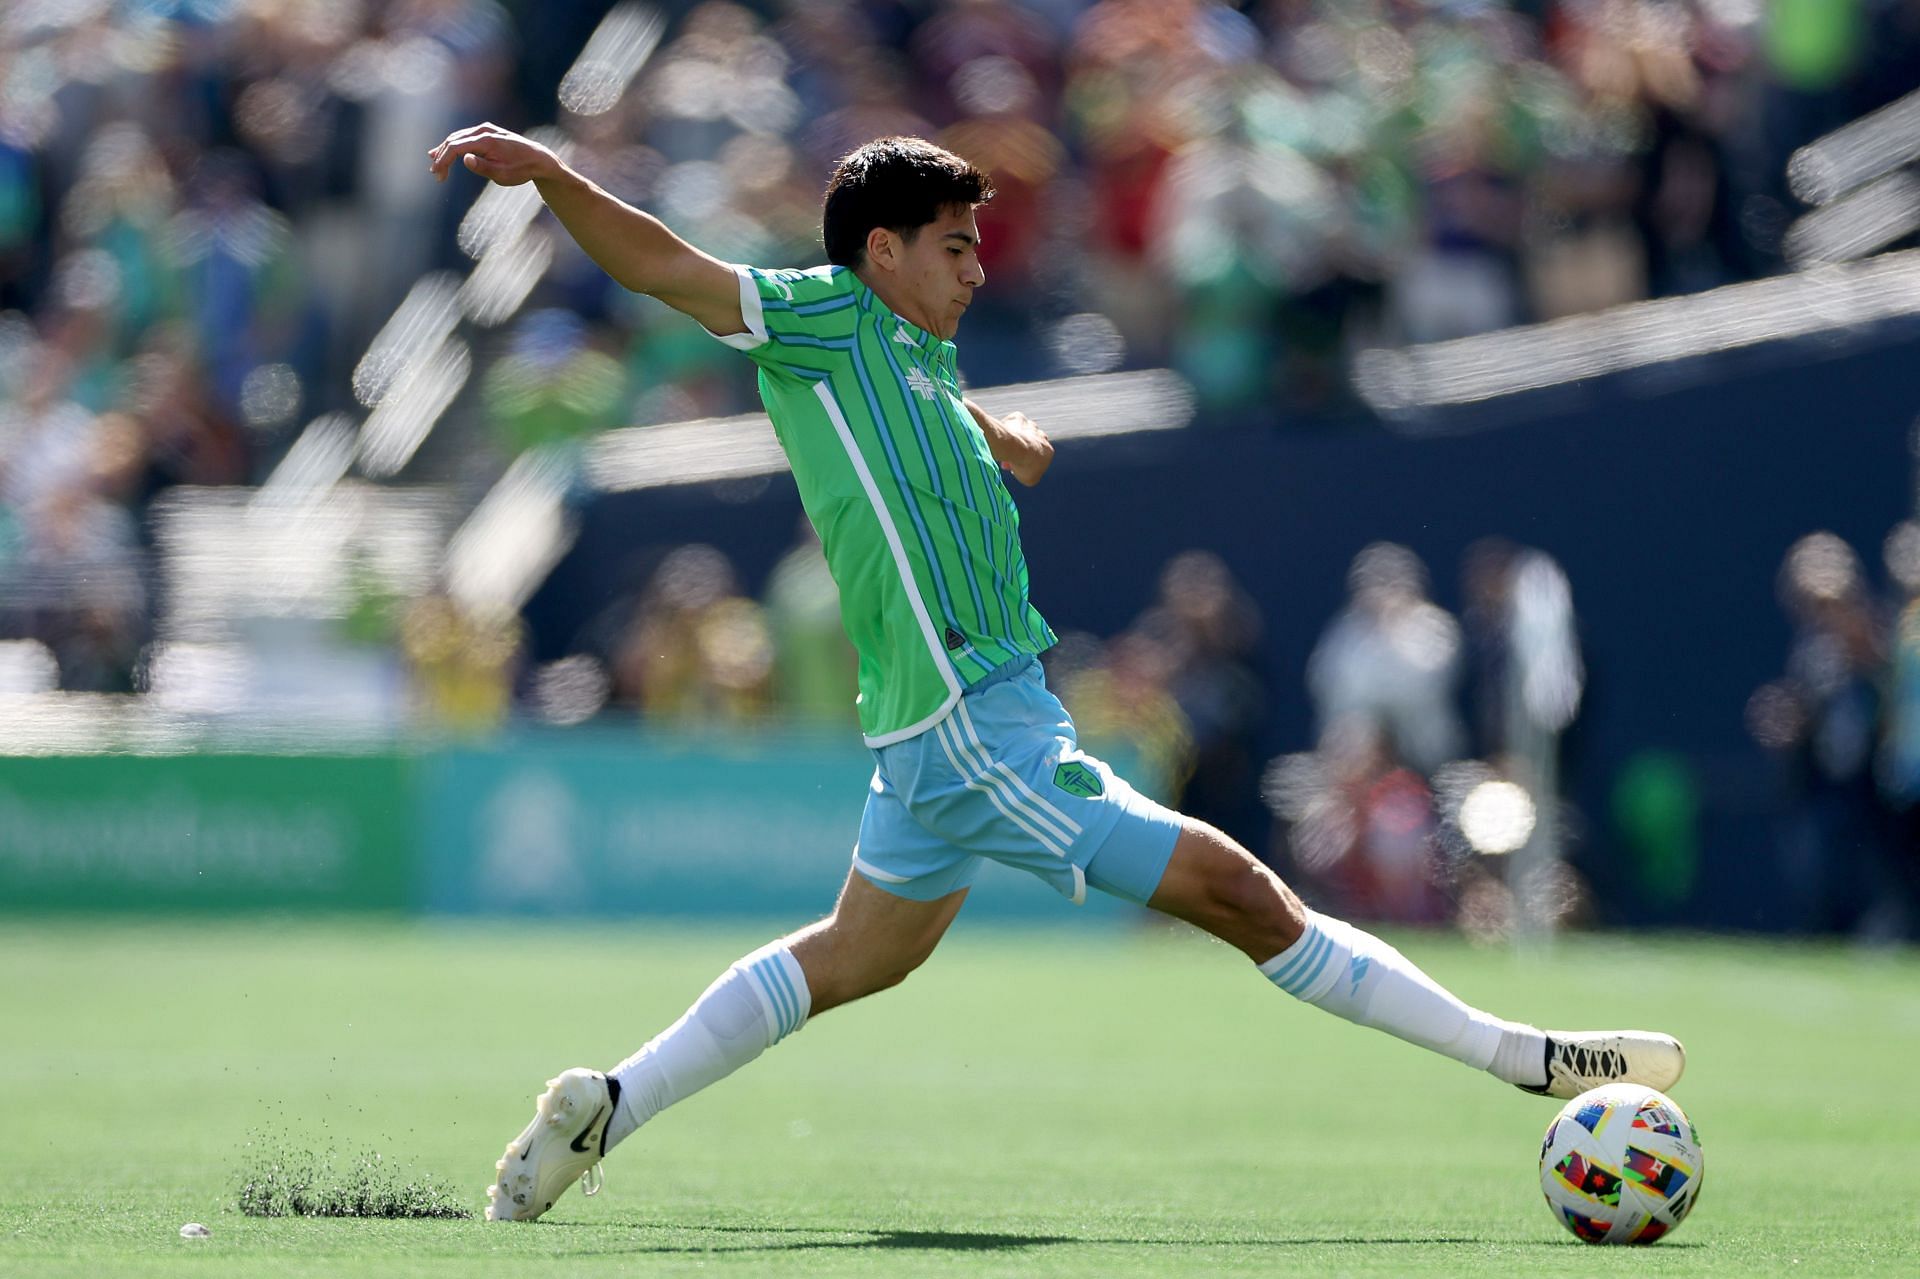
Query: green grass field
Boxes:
[{"xmin": 3, "ymin": 918, "xmax": 1916, "ymax": 1276}]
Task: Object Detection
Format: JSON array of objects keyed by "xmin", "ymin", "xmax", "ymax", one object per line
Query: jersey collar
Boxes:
[{"xmin": 852, "ymin": 276, "xmax": 960, "ymax": 378}]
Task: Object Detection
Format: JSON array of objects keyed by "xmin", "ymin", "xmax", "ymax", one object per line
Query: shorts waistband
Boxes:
[{"xmin": 962, "ymin": 654, "xmax": 1040, "ymax": 697}]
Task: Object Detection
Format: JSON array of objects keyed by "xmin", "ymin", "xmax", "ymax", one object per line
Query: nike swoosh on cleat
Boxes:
[{"xmin": 569, "ymin": 1106, "xmax": 609, "ymax": 1154}]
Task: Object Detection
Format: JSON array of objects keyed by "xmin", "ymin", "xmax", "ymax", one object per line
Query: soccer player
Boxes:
[{"xmin": 426, "ymin": 125, "xmax": 1685, "ymax": 1223}]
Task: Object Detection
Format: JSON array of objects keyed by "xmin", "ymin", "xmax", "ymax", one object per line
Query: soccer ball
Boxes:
[{"xmin": 1538, "ymin": 1083, "xmax": 1703, "ymax": 1245}]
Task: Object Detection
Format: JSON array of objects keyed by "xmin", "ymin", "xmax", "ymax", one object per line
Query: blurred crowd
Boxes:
[
  {"xmin": 1261, "ymin": 523, "xmax": 1920, "ymax": 943},
  {"xmin": 1747, "ymin": 525, "xmax": 1920, "ymax": 941},
  {"xmin": 562, "ymin": 535, "xmax": 1280, "ymax": 880},
  {"xmin": 546, "ymin": 516, "xmax": 1920, "ymax": 943},
  {"xmin": 5, "ymin": 1, "xmax": 1920, "ymax": 696},
  {"xmin": 517, "ymin": 0, "xmax": 1920, "ymax": 417},
  {"xmin": 1264, "ymin": 537, "xmax": 1590, "ymax": 938},
  {"xmin": 511, "ymin": 533, "xmax": 1268, "ymax": 839},
  {"xmin": 540, "ymin": 524, "xmax": 1599, "ymax": 942}
]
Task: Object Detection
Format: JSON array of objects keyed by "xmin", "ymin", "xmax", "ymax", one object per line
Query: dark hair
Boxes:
[{"xmin": 822, "ymin": 137, "xmax": 994, "ymax": 269}]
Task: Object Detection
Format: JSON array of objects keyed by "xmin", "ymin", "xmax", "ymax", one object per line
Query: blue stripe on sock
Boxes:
[
  {"xmin": 1267, "ymin": 927, "xmax": 1326, "ymax": 992},
  {"xmin": 763, "ymin": 959, "xmax": 799, "ymax": 1034},
  {"xmin": 745, "ymin": 963, "xmax": 778, "ymax": 1027},
  {"xmin": 757, "ymin": 960, "xmax": 793, "ymax": 1038},
  {"xmin": 1276, "ymin": 930, "xmax": 1332, "ymax": 995},
  {"xmin": 1284, "ymin": 931, "xmax": 1335, "ymax": 995},
  {"xmin": 750, "ymin": 961, "xmax": 793, "ymax": 1032},
  {"xmin": 1269, "ymin": 935, "xmax": 1313, "ymax": 994},
  {"xmin": 766, "ymin": 957, "xmax": 806, "ymax": 1037}
]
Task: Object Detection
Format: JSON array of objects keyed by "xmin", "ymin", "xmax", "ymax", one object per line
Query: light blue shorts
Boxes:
[{"xmin": 853, "ymin": 658, "xmax": 1184, "ymax": 905}]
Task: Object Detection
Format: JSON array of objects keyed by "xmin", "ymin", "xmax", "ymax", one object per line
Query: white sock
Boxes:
[
  {"xmin": 603, "ymin": 941, "xmax": 811, "ymax": 1151},
  {"xmin": 1260, "ymin": 911, "xmax": 1546, "ymax": 1086}
]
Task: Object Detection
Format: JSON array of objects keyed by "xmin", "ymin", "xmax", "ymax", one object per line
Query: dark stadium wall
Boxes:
[{"xmin": 528, "ymin": 332, "xmax": 1919, "ymax": 932}]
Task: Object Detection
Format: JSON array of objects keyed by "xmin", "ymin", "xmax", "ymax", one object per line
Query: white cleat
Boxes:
[
  {"xmin": 1521, "ymin": 1030, "xmax": 1686, "ymax": 1100},
  {"xmin": 485, "ymin": 1068, "xmax": 615, "ymax": 1222}
]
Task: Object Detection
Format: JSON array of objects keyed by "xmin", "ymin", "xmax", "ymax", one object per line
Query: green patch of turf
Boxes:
[{"xmin": 2, "ymin": 918, "xmax": 1916, "ymax": 1277}]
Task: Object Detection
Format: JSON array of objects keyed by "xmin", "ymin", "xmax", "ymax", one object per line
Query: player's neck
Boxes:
[{"xmin": 854, "ymin": 268, "xmax": 938, "ymax": 338}]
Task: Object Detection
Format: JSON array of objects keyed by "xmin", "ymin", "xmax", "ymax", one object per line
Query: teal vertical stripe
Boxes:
[
  {"xmin": 875, "ymin": 321, "xmax": 995, "ymax": 647},
  {"xmin": 928, "ymin": 392, "xmax": 1021, "ymax": 643},
  {"xmin": 846, "ymin": 338, "xmax": 963, "ymax": 656}
]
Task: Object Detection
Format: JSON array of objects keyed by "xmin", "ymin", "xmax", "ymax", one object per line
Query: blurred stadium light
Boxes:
[
  {"xmin": 253, "ymin": 415, "xmax": 358, "ymax": 513},
  {"xmin": 459, "ymin": 231, "xmax": 557, "ymax": 328},
  {"xmin": 1786, "ymin": 172, "xmax": 1920, "ymax": 268},
  {"xmin": 1458, "ymin": 781, "xmax": 1536, "ymax": 856},
  {"xmin": 445, "ymin": 450, "xmax": 576, "ymax": 622},
  {"xmin": 356, "ymin": 337, "xmax": 472, "ymax": 479},
  {"xmin": 557, "ymin": 4, "xmax": 667, "ymax": 117},
  {"xmin": 584, "ymin": 410, "xmax": 787, "ymax": 493},
  {"xmin": 351, "ymin": 275, "xmax": 469, "ymax": 477},
  {"xmin": 1788, "ymin": 87, "xmax": 1920, "ymax": 208},
  {"xmin": 1353, "ymin": 249, "xmax": 1920, "ymax": 425},
  {"xmin": 456, "ymin": 177, "xmax": 546, "ymax": 261},
  {"xmin": 351, "ymin": 275, "xmax": 464, "ymax": 410},
  {"xmin": 1784, "ymin": 87, "xmax": 1920, "ymax": 269},
  {"xmin": 0, "ymin": 482, "xmax": 457, "ymax": 748},
  {"xmin": 155, "ymin": 485, "xmax": 449, "ymax": 642}
]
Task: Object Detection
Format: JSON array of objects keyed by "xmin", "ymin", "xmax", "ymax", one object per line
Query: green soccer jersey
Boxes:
[{"xmin": 709, "ymin": 264, "xmax": 1057, "ymax": 745}]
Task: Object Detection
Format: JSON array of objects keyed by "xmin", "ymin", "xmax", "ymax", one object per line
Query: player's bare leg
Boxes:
[
  {"xmin": 784, "ymin": 867, "xmax": 970, "ymax": 1013},
  {"xmin": 487, "ymin": 868, "xmax": 965, "ymax": 1221},
  {"xmin": 1144, "ymin": 817, "xmax": 1684, "ymax": 1098}
]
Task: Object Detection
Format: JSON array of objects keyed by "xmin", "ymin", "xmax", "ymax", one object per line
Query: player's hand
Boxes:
[
  {"xmin": 998, "ymin": 411, "xmax": 1053, "ymax": 487},
  {"xmin": 428, "ymin": 123, "xmax": 562, "ymax": 186}
]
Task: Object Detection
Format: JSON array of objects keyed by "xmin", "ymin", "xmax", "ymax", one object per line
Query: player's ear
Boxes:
[{"xmin": 865, "ymin": 226, "xmax": 899, "ymax": 274}]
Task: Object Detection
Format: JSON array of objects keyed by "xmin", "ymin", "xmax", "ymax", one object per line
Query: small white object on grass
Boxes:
[{"xmin": 179, "ymin": 1223, "xmax": 211, "ymax": 1239}]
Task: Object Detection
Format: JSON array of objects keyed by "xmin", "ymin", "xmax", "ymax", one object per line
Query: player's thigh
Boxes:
[
  {"xmin": 790, "ymin": 867, "xmax": 968, "ymax": 1013},
  {"xmin": 853, "ymin": 761, "xmax": 987, "ymax": 904},
  {"xmin": 1144, "ymin": 817, "xmax": 1307, "ymax": 960}
]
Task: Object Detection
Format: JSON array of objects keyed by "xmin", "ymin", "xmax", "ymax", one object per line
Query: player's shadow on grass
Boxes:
[
  {"xmin": 553, "ymin": 1224, "xmax": 1699, "ymax": 1255},
  {"xmin": 553, "ymin": 1226, "xmax": 1071, "ymax": 1255}
]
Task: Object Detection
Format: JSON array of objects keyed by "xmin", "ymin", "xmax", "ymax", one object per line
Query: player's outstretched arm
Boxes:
[
  {"xmin": 429, "ymin": 122, "xmax": 745, "ymax": 338},
  {"xmin": 964, "ymin": 400, "xmax": 1053, "ymax": 486}
]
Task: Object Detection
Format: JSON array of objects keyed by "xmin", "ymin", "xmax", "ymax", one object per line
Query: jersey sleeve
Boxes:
[{"xmin": 704, "ymin": 265, "xmax": 859, "ymax": 379}]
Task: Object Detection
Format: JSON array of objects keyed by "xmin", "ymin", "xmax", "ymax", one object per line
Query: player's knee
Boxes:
[
  {"xmin": 853, "ymin": 950, "xmax": 923, "ymax": 998},
  {"xmin": 843, "ymin": 934, "xmax": 938, "ymax": 1000},
  {"xmin": 864, "ymin": 966, "xmax": 912, "ymax": 996}
]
